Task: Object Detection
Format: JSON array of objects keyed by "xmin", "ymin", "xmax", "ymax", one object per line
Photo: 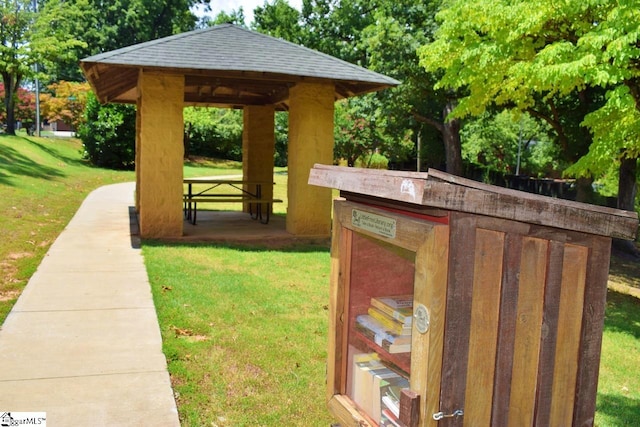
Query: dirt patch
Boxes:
[
  {"xmin": 0, "ymin": 289, "xmax": 20, "ymax": 302},
  {"xmin": 609, "ymin": 253, "xmax": 640, "ymax": 298}
]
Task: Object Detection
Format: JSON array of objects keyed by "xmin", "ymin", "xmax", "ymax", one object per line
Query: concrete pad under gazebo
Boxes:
[{"xmin": 80, "ymin": 24, "xmax": 399, "ymax": 239}]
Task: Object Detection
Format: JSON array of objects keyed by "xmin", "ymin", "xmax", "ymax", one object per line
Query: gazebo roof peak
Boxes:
[{"xmin": 81, "ymin": 24, "xmax": 400, "ymax": 108}]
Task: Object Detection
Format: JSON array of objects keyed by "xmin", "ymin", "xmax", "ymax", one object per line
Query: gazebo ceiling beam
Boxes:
[
  {"xmin": 83, "ymin": 64, "xmax": 139, "ymax": 103},
  {"xmin": 81, "ymin": 67, "xmax": 393, "ymax": 107},
  {"xmin": 186, "ymin": 75, "xmax": 290, "ymax": 93},
  {"xmin": 184, "ymin": 92, "xmax": 273, "ymax": 106}
]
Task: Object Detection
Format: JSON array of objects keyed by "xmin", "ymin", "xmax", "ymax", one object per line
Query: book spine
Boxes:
[
  {"xmin": 368, "ymin": 308, "xmax": 412, "ymax": 335},
  {"xmin": 370, "ymin": 298, "xmax": 413, "ymax": 326}
]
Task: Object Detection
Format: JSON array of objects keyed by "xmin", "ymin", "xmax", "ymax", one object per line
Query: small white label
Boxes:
[
  {"xmin": 415, "ymin": 304, "xmax": 430, "ymax": 334},
  {"xmin": 400, "ymin": 179, "xmax": 417, "ymax": 200},
  {"xmin": 351, "ymin": 209, "xmax": 397, "ymax": 238}
]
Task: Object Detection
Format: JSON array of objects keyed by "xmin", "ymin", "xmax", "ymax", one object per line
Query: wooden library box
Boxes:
[{"xmin": 308, "ymin": 165, "xmax": 638, "ymax": 427}]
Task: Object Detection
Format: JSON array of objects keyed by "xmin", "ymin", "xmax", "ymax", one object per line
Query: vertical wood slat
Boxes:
[
  {"xmin": 338, "ymin": 227, "xmax": 353, "ymax": 395},
  {"xmin": 573, "ymin": 236, "xmax": 612, "ymax": 426},
  {"xmin": 327, "ymin": 207, "xmax": 341, "ymax": 399},
  {"xmin": 508, "ymin": 237, "xmax": 548, "ymax": 426},
  {"xmin": 549, "ymin": 244, "xmax": 589, "ymax": 425},
  {"xmin": 327, "ymin": 202, "xmax": 353, "ymax": 399},
  {"xmin": 412, "ymin": 224, "xmax": 450, "ymax": 427},
  {"xmin": 464, "ymin": 229, "xmax": 505, "ymax": 426},
  {"xmin": 533, "ymin": 241, "xmax": 566, "ymax": 426},
  {"xmin": 491, "ymin": 233, "xmax": 523, "ymax": 426},
  {"xmin": 439, "ymin": 214, "xmax": 477, "ymax": 426}
]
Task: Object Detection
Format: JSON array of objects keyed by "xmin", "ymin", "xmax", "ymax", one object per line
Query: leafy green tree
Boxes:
[
  {"xmin": 48, "ymin": 0, "xmax": 209, "ymax": 81},
  {"xmin": 0, "ymin": 0, "xmax": 85, "ymax": 134},
  {"xmin": 274, "ymin": 111, "xmax": 288, "ymax": 167},
  {"xmin": 358, "ymin": 0, "xmax": 456, "ymax": 172},
  {"xmin": 334, "ymin": 95, "xmax": 412, "ymax": 167},
  {"xmin": 49, "ymin": 0, "xmax": 209, "ymax": 168},
  {"xmin": 0, "ymin": 0, "xmax": 34, "ymax": 135},
  {"xmin": 461, "ymin": 111, "xmax": 560, "ymax": 180},
  {"xmin": 207, "ymin": 7, "xmax": 246, "ymax": 27},
  {"xmin": 253, "ymin": 0, "xmax": 303, "ymax": 43},
  {"xmin": 300, "ymin": 0, "xmax": 374, "ymax": 65},
  {"xmin": 419, "ymin": 0, "xmax": 640, "ymax": 208},
  {"xmin": 183, "ymin": 107, "xmax": 243, "ymax": 160}
]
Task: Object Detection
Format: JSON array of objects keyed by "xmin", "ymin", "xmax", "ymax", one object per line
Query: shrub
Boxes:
[
  {"xmin": 78, "ymin": 92, "xmax": 136, "ymax": 170},
  {"xmin": 355, "ymin": 152, "xmax": 389, "ymax": 169},
  {"xmin": 184, "ymin": 108, "xmax": 242, "ymax": 161}
]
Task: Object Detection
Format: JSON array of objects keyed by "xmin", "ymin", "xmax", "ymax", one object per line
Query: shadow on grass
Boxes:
[
  {"xmin": 597, "ymin": 393, "xmax": 640, "ymax": 426},
  {"xmin": 0, "ymin": 139, "xmax": 66, "ymax": 185},
  {"xmin": 605, "ymin": 290, "xmax": 640, "ymax": 339},
  {"xmin": 141, "ymin": 237, "xmax": 330, "ymax": 254},
  {"xmin": 184, "ymin": 156, "xmax": 242, "ymax": 170},
  {"xmin": 26, "ymin": 137, "xmax": 88, "ymax": 168}
]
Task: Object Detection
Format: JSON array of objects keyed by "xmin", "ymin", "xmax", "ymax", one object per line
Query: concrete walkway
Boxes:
[{"xmin": 0, "ymin": 183, "xmax": 180, "ymax": 426}]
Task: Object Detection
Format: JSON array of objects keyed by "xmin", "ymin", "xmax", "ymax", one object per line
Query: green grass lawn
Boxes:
[
  {"xmin": 143, "ymin": 241, "xmax": 334, "ymax": 426},
  {"xmin": 0, "ymin": 134, "xmax": 135, "ymax": 320},
  {"xmin": 597, "ymin": 290, "xmax": 640, "ymax": 426},
  {"xmin": 1, "ymin": 133, "xmax": 638, "ymax": 426}
]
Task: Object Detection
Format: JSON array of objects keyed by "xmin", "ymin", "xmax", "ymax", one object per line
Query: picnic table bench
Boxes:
[{"xmin": 183, "ymin": 178, "xmax": 282, "ymax": 225}]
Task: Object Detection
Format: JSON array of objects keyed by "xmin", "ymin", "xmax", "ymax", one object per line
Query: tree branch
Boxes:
[
  {"xmin": 412, "ymin": 111, "xmax": 444, "ymax": 133},
  {"xmin": 624, "ymin": 77, "xmax": 640, "ymax": 113},
  {"xmin": 526, "ymin": 104, "xmax": 569, "ymax": 153}
]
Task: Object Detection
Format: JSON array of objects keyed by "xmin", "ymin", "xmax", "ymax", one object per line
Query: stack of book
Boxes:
[
  {"xmin": 355, "ymin": 294, "xmax": 413, "ymax": 354},
  {"xmin": 351, "ymin": 353, "xmax": 409, "ymax": 425},
  {"xmin": 379, "ymin": 373, "xmax": 410, "ymax": 427}
]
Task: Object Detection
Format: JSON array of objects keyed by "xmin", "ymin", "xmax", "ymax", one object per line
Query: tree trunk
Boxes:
[
  {"xmin": 613, "ymin": 157, "xmax": 640, "ymax": 259},
  {"xmin": 617, "ymin": 156, "xmax": 637, "ymax": 211},
  {"xmin": 412, "ymin": 100, "xmax": 463, "ymax": 176},
  {"xmin": 2, "ymin": 72, "xmax": 17, "ymax": 136},
  {"xmin": 442, "ymin": 100, "xmax": 462, "ymax": 176},
  {"xmin": 574, "ymin": 177, "xmax": 594, "ymax": 203}
]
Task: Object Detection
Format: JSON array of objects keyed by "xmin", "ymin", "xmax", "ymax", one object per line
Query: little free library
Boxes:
[{"xmin": 309, "ymin": 164, "xmax": 638, "ymax": 427}]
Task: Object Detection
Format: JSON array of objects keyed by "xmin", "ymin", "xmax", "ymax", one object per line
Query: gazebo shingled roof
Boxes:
[{"xmin": 80, "ymin": 24, "xmax": 400, "ymax": 109}]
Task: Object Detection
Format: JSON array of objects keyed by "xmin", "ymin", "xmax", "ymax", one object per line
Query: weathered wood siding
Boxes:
[{"xmin": 439, "ymin": 213, "xmax": 609, "ymax": 427}]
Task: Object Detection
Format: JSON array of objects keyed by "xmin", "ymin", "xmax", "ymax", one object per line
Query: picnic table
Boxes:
[{"xmin": 183, "ymin": 178, "xmax": 282, "ymax": 225}]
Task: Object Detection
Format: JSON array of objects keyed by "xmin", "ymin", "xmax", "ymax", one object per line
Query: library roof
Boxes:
[{"xmin": 308, "ymin": 164, "xmax": 639, "ymax": 240}]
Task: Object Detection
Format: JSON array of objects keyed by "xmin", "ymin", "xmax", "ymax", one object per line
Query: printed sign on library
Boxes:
[{"xmin": 352, "ymin": 209, "xmax": 396, "ymax": 238}]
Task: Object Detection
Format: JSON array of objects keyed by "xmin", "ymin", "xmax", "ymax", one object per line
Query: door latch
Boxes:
[{"xmin": 433, "ymin": 409, "xmax": 464, "ymax": 421}]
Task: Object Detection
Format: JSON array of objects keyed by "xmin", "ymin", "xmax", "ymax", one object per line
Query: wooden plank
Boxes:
[
  {"xmin": 439, "ymin": 213, "xmax": 477, "ymax": 426},
  {"xmin": 308, "ymin": 165, "xmax": 638, "ymax": 239},
  {"xmin": 508, "ymin": 237, "xmax": 548, "ymax": 426},
  {"xmin": 420, "ymin": 181, "xmax": 637, "ymax": 240},
  {"xmin": 491, "ymin": 233, "xmax": 523, "ymax": 426},
  {"xmin": 309, "ymin": 165, "xmax": 427, "ymax": 205},
  {"xmin": 427, "ymin": 168, "xmax": 636, "ymax": 219},
  {"xmin": 464, "ymin": 229, "xmax": 505, "ymax": 426},
  {"xmin": 573, "ymin": 236, "xmax": 611, "ymax": 425},
  {"xmin": 339, "ymin": 229, "xmax": 353, "ymax": 397},
  {"xmin": 549, "ymin": 244, "xmax": 588, "ymax": 425},
  {"xmin": 399, "ymin": 389, "xmax": 420, "ymax": 427},
  {"xmin": 327, "ymin": 201, "xmax": 350, "ymax": 400},
  {"xmin": 335, "ymin": 200, "xmax": 439, "ymax": 253},
  {"xmin": 533, "ymin": 241, "xmax": 565, "ymax": 426},
  {"xmin": 412, "ymin": 224, "xmax": 450, "ymax": 427},
  {"xmin": 338, "ymin": 192, "xmax": 450, "ymax": 220},
  {"xmin": 328, "ymin": 395, "xmax": 375, "ymax": 427}
]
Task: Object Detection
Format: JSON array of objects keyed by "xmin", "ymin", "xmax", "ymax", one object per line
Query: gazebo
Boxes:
[{"xmin": 80, "ymin": 24, "xmax": 399, "ymax": 239}]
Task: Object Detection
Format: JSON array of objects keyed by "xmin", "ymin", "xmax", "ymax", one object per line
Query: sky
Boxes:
[{"xmin": 196, "ymin": 0, "xmax": 304, "ymax": 27}]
